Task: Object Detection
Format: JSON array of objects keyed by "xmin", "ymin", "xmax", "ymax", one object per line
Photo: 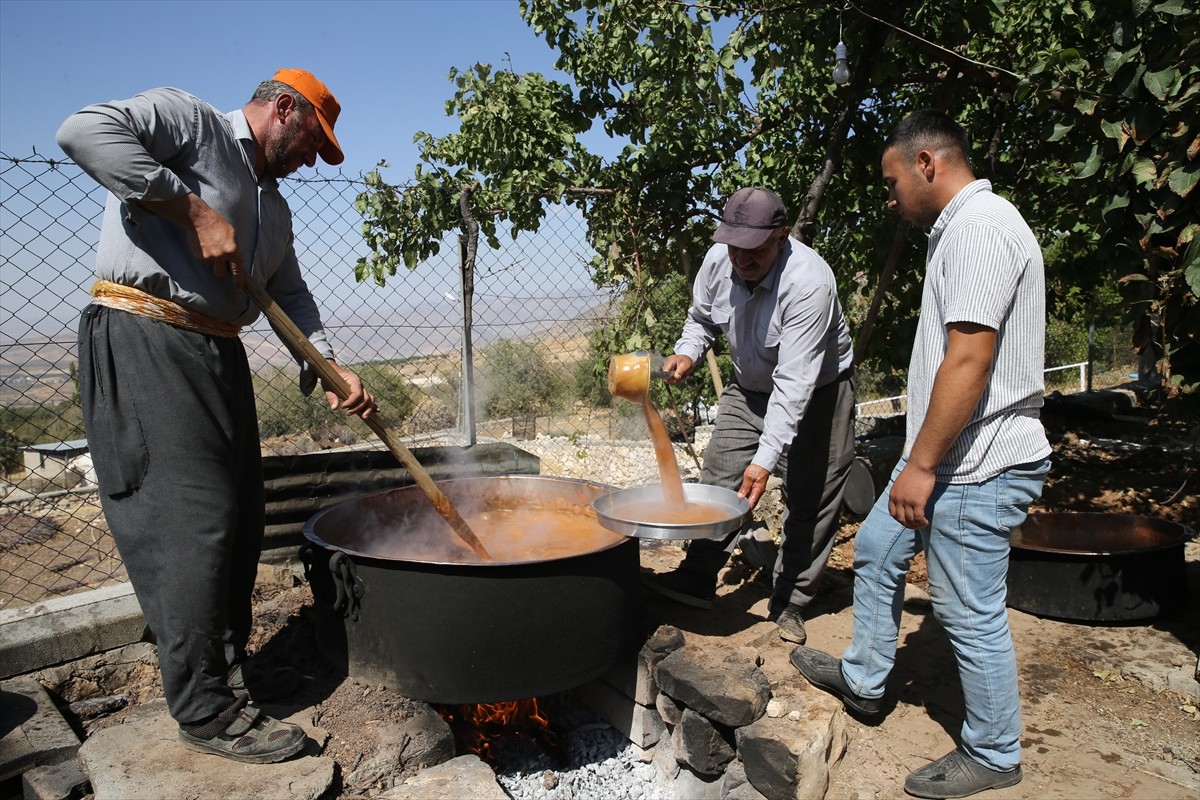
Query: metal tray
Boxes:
[{"xmin": 592, "ymin": 483, "xmax": 749, "ymax": 540}]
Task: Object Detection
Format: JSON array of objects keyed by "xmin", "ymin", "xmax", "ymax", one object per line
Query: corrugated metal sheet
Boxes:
[{"xmin": 261, "ymin": 442, "xmax": 540, "ymax": 556}]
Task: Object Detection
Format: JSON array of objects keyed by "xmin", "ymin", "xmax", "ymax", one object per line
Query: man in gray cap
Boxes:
[{"xmin": 646, "ymin": 187, "xmax": 856, "ymax": 644}]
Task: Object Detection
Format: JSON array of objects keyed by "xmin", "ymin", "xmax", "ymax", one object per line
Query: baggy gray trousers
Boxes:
[
  {"xmin": 78, "ymin": 306, "xmax": 263, "ymax": 725},
  {"xmin": 678, "ymin": 371, "xmax": 856, "ymax": 614}
]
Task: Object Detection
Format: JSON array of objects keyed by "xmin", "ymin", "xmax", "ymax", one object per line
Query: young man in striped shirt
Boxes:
[{"xmin": 790, "ymin": 109, "xmax": 1052, "ymax": 799}]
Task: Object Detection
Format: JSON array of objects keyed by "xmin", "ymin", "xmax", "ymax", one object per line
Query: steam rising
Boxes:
[{"xmin": 311, "ymin": 476, "xmax": 624, "ymax": 565}]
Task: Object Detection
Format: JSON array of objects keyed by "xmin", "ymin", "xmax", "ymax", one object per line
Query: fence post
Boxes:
[
  {"xmin": 458, "ymin": 233, "xmax": 477, "ymax": 446},
  {"xmin": 1087, "ymin": 296, "xmax": 1095, "ymax": 393}
]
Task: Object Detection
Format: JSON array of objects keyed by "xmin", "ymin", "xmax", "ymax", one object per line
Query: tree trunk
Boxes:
[{"xmin": 792, "ymin": 6, "xmax": 901, "ymax": 244}]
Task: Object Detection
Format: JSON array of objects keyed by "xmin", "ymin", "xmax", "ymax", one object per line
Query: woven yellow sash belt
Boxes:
[{"xmin": 90, "ymin": 280, "xmax": 241, "ymax": 339}]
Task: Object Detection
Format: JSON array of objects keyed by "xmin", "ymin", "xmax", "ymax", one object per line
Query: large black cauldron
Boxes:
[
  {"xmin": 1007, "ymin": 513, "xmax": 1193, "ymax": 622},
  {"xmin": 301, "ymin": 475, "xmax": 641, "ymax": 704}
]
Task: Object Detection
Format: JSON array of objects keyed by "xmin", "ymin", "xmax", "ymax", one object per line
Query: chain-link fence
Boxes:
[
  {"xmin": 1, "ymin": 152, "xmax": 1137, "ymax": 611},
  {"xmin": 1, "ymin": 152, "xmax": 684, "ymax": 610}
]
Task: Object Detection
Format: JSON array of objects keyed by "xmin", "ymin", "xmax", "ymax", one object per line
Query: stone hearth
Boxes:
[{"xmin": 574, "ymin": 624, "xmax": 849, "ymax": 800}]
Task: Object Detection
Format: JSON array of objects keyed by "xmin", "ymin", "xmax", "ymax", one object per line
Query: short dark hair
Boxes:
[
  {"xmin": 884, "ymin": 109, "xmax": 971, "ymax": 167},
  {"xmin": 250, "ymin": 79, "xmax": 315, "ymax": 116}
]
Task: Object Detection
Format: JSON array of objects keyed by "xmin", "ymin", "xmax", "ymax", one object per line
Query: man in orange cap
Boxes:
[{"xmin": 57, "ymin": 69, "xmax": 372, "ymax": 764}]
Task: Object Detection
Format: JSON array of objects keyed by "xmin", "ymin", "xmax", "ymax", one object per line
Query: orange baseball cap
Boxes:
[{"xmin": 272, "ymin": 67, "xmax": 344, "ymax": 165}]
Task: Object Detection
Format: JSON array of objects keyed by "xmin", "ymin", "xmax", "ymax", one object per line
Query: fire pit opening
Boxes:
[
  {"xmin": 435, "ymin": 695, "xmax": 566, "ymax": 768},
  {"xmin": 432, "ymin": 686, "xmax": 661, "ymax": 796}
]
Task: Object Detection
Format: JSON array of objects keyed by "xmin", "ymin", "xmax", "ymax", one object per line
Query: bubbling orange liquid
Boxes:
[{"xmin": 459, "ymin": 507, "xmax": 624, "ymax": 561}]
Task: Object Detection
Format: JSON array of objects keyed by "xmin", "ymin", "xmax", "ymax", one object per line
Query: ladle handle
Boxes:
[{"xmin": 243, "ymin": 276, "xmax": 493, "ymax": 561}]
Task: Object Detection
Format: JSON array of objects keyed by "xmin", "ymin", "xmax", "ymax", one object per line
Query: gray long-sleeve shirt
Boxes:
[
  {"xmin": 56, "ymin": 86, "xmax": 334, "ymax": 383},
  {"xmin": 674, "ymin": 238, "xmax": 853, "ymax": 472}
]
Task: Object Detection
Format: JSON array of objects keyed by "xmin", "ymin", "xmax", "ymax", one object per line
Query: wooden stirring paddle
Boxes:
[{"xmin": 243, "ymin": 276, "xmax": 492, "ymax": 561}]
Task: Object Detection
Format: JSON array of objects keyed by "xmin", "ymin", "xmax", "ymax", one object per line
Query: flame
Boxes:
[{"xmin": 437, "ymin": 698, "xmax": 555, "ymax": 763}]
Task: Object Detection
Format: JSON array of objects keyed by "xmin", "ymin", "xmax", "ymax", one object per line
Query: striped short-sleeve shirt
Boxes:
[{"xmin": 905, "ymin": 179, "xmax": 1052, "ymax": 482}]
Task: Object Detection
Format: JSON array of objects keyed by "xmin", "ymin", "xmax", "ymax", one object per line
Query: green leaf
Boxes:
[
  {"xmin": 1075, "ymin": 144, "xmax": 1103, "ymax": 179},
  {"xmin": 1048, "ymin": 122, "xmax": 1074, "ymax": 142},
  {"xmin": 1131, "ymin": 156, "xmax": 1158, "ymax": 186},
  {"xmin": 1099, "ymin": 118, "xmax": 1130, "ymax": 150},
  {"xmin": 1167, "ymin": 162, "xmax": 1200, "ymax": 197},
  {"xmin": 1143, "ymin": 67, "xmax": 1179, "ymax": 100},
  {"xmin": 1152, "ymin": 0, "xmax": 1191, "ymax": 15},
  {"xmin": 1104, "ymin": 45, "xmax": 1132, "ymax": 74},
  {"xmin": 1102, "ymin": 193, "xmax": 1131, "ymax": 221},
  {"xmin": 1184, "ymin": 241, "xmax": 1200, "ymax": 296}
]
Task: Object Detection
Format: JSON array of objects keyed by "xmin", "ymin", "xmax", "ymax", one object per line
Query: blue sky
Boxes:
[
  {"xmin": 1, "ymin": 0, "xmax": 615, "ymax": 353},
  {"xmin": 0, "ymin": 0, "xmax": 578, "ymax": 180}
]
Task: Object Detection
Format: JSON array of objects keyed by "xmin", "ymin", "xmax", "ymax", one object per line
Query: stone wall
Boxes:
[{"xmin": 577, "ymin": 624, "xmax": 849, "ymax": 800}]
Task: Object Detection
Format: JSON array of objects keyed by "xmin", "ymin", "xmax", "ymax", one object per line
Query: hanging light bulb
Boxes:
[{"xmin": 833, "ymin": 41, "xmax": 851, "ymax": 86}]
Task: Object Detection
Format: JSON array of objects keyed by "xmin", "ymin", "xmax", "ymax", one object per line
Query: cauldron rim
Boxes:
[
  {"xmin": 1012, "ymin": 512, "xmax": 1194, "ymax": 557},
  {"xmin": 302, "ymin": 474, "xmax": 628, "ymax": 567}
]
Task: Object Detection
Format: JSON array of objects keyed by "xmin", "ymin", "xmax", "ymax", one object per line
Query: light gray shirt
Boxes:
[
  {"xmin": 906, "ymin": 179, "xmax": 1052, "ymax": 481},
  {"xmin": 55, "ymin": 86, "xmax": 333, "ymax": 386},
  {"xmin": 674, "ymin": 238, "xmax": 853, "ymax": 472}
]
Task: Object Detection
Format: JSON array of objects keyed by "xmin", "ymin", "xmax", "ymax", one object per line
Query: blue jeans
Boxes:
[{"xmin": 841, "ymin": 456, "xmax": 1050, "ymax": 771}]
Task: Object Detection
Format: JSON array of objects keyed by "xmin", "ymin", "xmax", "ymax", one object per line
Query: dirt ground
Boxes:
[
  {"xmin": 822, "ymin": 404, "xmax": 1200, "ymax": 799},
  {"xmin": 54, "ymin": 401, "xmax": 1200, "ymax": 799}
]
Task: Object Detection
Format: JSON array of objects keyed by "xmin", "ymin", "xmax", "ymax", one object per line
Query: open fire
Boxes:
[{"xmin": 436, "ymin": 697, "xmax": 564, "ymax": 766}]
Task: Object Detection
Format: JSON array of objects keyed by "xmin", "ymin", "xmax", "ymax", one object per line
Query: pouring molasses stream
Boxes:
[
  {"xmin": 243, "ymin": 275, "xmax": 492, "ymax": 561},
  {"xmin": 607, "ymin": 350, "xmax": 700, "ymax": 468},
  {"xmin": 607, "ymin": 351, "xmax": 686, "ymax": 506},
  {"xmin": 598, "ymin": 351, "xmax": 750, "ymax": 538}
]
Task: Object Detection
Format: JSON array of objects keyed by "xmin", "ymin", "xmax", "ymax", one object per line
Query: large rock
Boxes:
[
  {"xmin": 721, "ymin": 758, "xmax": 770, "ymax": 800},
  {"xmin": 77, "ymin": 699, "xmax": 335, "ymax": 800},
  {"xmin": 642, "ymin": 625, "xmax": 686, "ymax": 665},
  {"xmin": 344, "ymin": 702, "xmax": 455, "ymax": 787},
  {"xmin": 656, "ymin": 689, "xmax": 684, "ymax": 726},
  {"xmin": 574, "ymin": 678, "xmax": 665, "ymax": 749},
  {"xmin": 602, "ymin": 646, "xmax": 659, "ymax": 705},
  {"xmin": 734, "ymin": 687, "xmax": 847, "ymax": 800},
  {"xmin": 383, "ymin": 754, "xmax": 508, "ymax": 800},
  {"xmin": 673, "ymin": 707, "xmax": 736, "ymax": 775},
  {"xmin": 0, "ymin": 677, "xmax": 80, "ymax": 781},
  {"xmin": 654, "ymin": 644, "xmax": 771, "ymax": 728}
]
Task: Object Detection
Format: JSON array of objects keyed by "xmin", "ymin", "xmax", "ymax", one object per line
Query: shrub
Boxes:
[{"xmin": 478, "ymin": 339, "xmax": 567, "ymax": 419}]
